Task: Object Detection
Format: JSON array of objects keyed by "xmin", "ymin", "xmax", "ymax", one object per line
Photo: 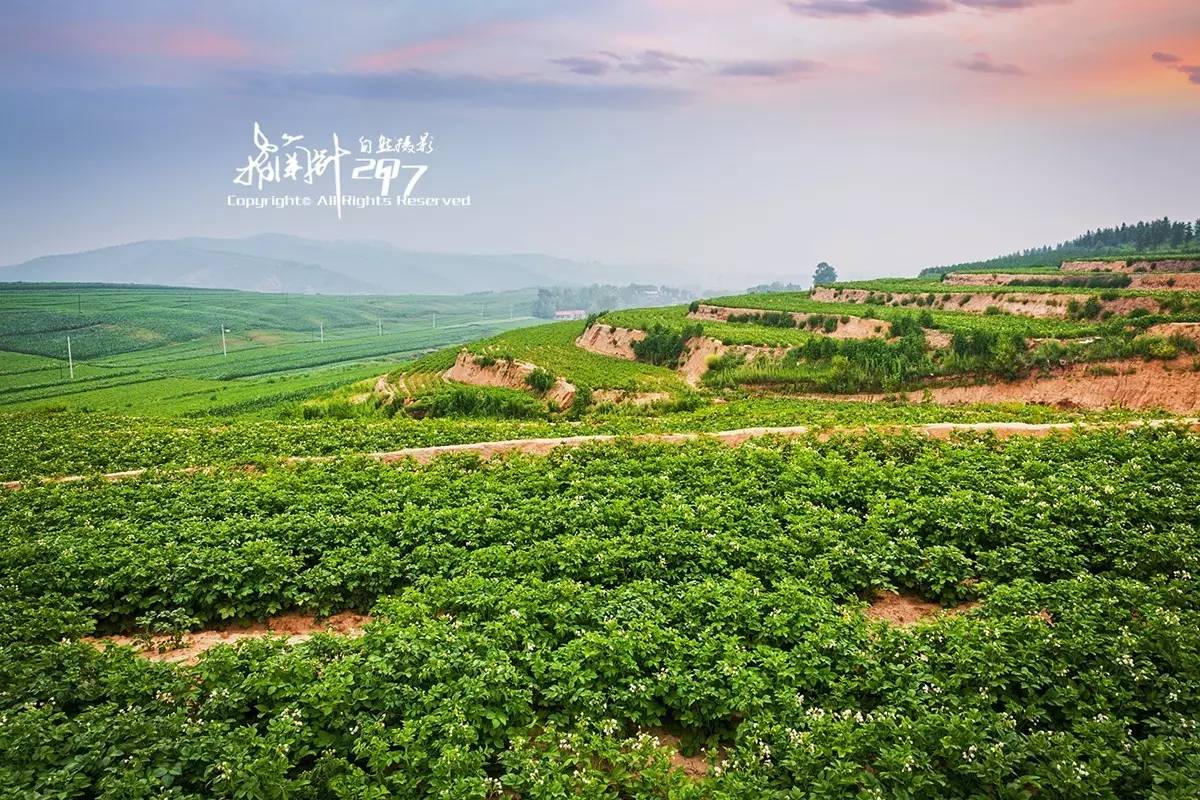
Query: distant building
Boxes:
[{"xmin": 554, "ymin": 309, "xmax": 587, "ymax": 320}]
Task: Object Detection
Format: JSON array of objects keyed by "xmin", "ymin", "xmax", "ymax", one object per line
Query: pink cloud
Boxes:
[
  {"xmin": 350, "ymin": 21, "xmax": 524, "ymax": 72},
  {"xmin": 81, "ymin": 23, "xmax": 256, "ymax": 63},
  {"xmin": 7, "ymin": 22, "xmax": 260, "ymax": 65},
  {"xmin": 957, "ymin": 52, "xmax": 1026, "ymax": 76},
  {"xmin": 1150, "ymin": 50, "xmax": 1200, "ymax": 87}
]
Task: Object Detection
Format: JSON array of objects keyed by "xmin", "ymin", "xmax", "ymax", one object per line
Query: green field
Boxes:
[
  {"xmin": 5, "ymin": 429, "xmax": 1200, "ymax": 796},
  {"xmin": 603, "ymin": 306, "xmax": 843, "ymax": 347},
  {"xmin": 463, "ymin": 322, "xmax": 687, "ymax": 391},
  {"xmin": 0, "ymin": 398, "xmax": 1154, "ymax": 482},
  {"xmin": 392, "ymin": 320, "xmax": 689, "ymax": 394},
  {"xmin": 0, "ymin": 284, "xmax": 542, "ymax": 415}
]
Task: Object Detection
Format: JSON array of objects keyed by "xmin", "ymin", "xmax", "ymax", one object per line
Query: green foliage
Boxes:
[
  {"xmin": 631, "ymin": 323, "xmax": 703, "ymax": 366},
  {"xmin": 0, "ymin": 285, "xmax": 545, "ymax": 415},
  {"xmin": 727, "ymin": 310, "xmax": 799, "ymax": 328},
  {"xmin": 706, "ymin": 334, "xmax": 935, "ymax": 393},
  {"xmin": 813, "ymin": 261, "xmax": 838, "ymax": 286},
  {"xmin": 920, "ymin": 216, "xmax": 1200, "ymax": 276},
  {"xmin": 409, "ymin": 385, "xmax": 546, "ymax": 420},
  {"xmin": 3, "ymin": 431, "xmax": 1200, "ymax": 795},
  {"xmin": 704, "ymin": 292, "xmax": 1106, "ymax": 340},
  {"xmin": 606, "ymin": 307, "xmax": 824, "ymax": 348},
  {"xmin": 1013, "ymin": 274, "xmax": 1133, "ymax": 289},
  {"xmin": 888, "ymin": 311, "xmax": 934, "ymax": 338},
  {"xmin": 525, "ymin": 366, "xmax": 556, "ymax": 394},
  {"xmin": 0, "ymin": 394, "xmax": 1152, "ymax": 483},
  {"xmin": 1067, "ymin": 296, "xmax": 1103, "ymax": 320},
  {"xmin": 462, "ymin": 322, "xmax": 685, "ymax": 393}
]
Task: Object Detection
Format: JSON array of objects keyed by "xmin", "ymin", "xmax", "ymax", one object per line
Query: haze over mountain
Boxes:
[{"xmin": 0, "ymin": 234, "xmax": 639, "ymax": 295}]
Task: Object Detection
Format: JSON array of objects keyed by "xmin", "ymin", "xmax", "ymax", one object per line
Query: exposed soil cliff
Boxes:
[
  {"xmin": 1147, "ymin": 322, "xmax": 1200, "ymax": 343},
  {"xmin": 574, "ymin": 323, "xmax": 645, "ymax": 360},
  {"xmin": 691, "ymin": 304, "xmax": 951, "ymax": 349},
  {"xmin": 945, "ymin": 272, "xmax": 1200, "ymax": 290},
  {"xmin": 677, "ymin": 337, "xmax": 788, "ymax": 386},
  {"xmin": 442, "ymin": 350, "xmax": 577, "ymax": 408},
  {"xmin": 688, "ymin": 304, "xmax": 890, "ymax": 340},
  {"xmin": 1062, "ymin": 259, "xmax": 1200, "ymax": 274},
  {"xmin": 811, "ymin": 287, "xmax": 1161, "ymax": 319},
  {"xmin": 819, "ymin": 356, "xmax": 1200, "ymax": 413}
]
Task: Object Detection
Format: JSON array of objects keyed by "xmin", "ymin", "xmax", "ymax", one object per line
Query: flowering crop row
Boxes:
[{"xmin": 2, "ymin": 429, "xmax": 1199, "ymax": 796}]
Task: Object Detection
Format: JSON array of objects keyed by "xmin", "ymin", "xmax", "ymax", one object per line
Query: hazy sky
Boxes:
[{"xmin": 1, "ymin": 0, "xmax": 1197, "ymax": 284}]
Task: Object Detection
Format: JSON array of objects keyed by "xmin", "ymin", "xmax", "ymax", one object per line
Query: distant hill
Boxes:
[
  {"xmin": 921, "ymin": 217, "xmax": 1200, "ymax": 277},
  {"xmin": 0, "ymin": 234, "xmax": 624, "ymax": 295}
]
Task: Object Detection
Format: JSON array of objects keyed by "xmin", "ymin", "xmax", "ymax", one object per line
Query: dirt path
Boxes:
[
  {"xmin": 5, "ymin": 419, "xmax": 1198, "ymax": 491},
  {"xmin": 85, "ymin": 611, "xmax": 371, "ymax": 665}
]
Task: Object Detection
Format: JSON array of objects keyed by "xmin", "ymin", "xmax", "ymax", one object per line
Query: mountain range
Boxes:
[{"xmin": 0, "ymin": 234, "xmax": 633, "ymax": 295}]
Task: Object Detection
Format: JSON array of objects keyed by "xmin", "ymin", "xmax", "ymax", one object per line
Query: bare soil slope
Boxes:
[
  {"xmin": 812, "ymin": 287, "xmax": 1161, "ymax": 319},
  {"xmin": 822, "ymin": 357, "xmax": 1200, "ymax": 413},
  {"xmin": 442, "ymin": 350, "xmax": 576, "ymax": 408}
]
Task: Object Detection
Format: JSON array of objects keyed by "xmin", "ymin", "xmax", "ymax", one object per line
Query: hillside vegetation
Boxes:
[
  {"xmin": 0, "ymin": 284, "xmax": 541, "ymax": 415},
  {"xmin": 921, "ymin": 218, "xmax": 1200, "ymax": 276}
]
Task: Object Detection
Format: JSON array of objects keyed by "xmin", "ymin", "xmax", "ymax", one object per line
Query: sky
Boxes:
[{"xmin": 0, "ymin": 0, "xmax": 1197, "ymax": 286}]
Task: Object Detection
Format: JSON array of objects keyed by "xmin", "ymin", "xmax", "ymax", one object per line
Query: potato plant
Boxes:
[
  {"xmin": 2, "ymin": 429, "xmax": 1199, "ymax": 797},
  {"xmin": 0, "ymin": 398, "xmax": 1155, "ymax": 482}
]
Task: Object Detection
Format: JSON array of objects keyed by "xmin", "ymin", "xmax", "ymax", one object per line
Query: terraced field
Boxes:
[{"xmin": 0, "ymin": 284, "xmax": 542, "ymax": 415}]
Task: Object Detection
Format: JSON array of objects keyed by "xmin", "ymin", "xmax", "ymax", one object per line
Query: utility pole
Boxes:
[
  {"xmin": 431, "ymin": 312, "xmax": 436, "ymax": 329},
  {"xmin": 221, "ymin": 326, "xmax": 228, "ymax": 357},
  {"xmin": 320, "ymin": 321, "xmax": 324, "ymax": 342},
  {"xmin": 378, "ymin": 317, "xmax": 382, "ymax": 336},
  {"xmin": 67, "ymin": 336, "xmax": 74, "ymax": 379}
]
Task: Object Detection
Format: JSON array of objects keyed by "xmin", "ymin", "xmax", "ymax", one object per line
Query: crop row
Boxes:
[
  {"xmin": 0, "ymin": 397, "xmax": 1154, "ymax": 481},
  {"xmin": 703, "ymin": 294, "xmax": 1111, "ymax": 339}
]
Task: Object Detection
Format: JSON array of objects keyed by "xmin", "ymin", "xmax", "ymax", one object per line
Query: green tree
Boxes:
[{"xmin": 813, "ymin": 262, "xmax": 837, "ymax": 286}]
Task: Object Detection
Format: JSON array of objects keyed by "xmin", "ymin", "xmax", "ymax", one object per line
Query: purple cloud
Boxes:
[
  {"xmin": 1150, "ymin": 51, "xmax": 1200, "ymax": 87},
  {"xmin": 618, "ymin": 50, "xmax": 707, "ymax": 75},
  {"xmin": 786, "ymin": 0, "xmax": 950, "ymax": 16},
  {"xmin": 1177, "ymin": 65, "xmax": 1200, "ymax": 85},
  {"xmin": 786, "ymin": 0, "xmax": 1067, "ymax": 17},
  {"xmin": 957, "ymin": 52, "xmax": 1025, "ymax": 76},
  {"xmin": 955, "ymin": 0, "xmax": 1069, "ymax": 8},
  {"xmin": 550, "ymin": 56, "xmax": 611, "ymax": 76},
  {"xmin": 234, "ymin": 69, "xmax": 688, "ymax": 109},
  {"xmin": 717, "ymin": 59, "xmax": 821, "ymax": 79}
]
